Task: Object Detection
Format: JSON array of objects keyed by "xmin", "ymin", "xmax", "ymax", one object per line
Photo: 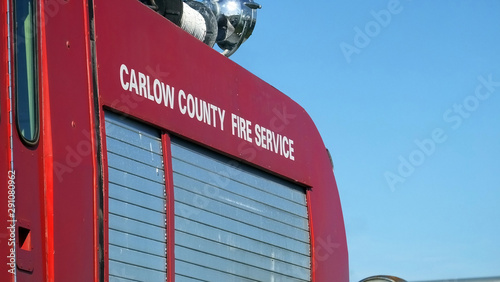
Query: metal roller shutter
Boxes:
[
  {"xmin": 171, "ymin": 137, "xmax": 311, "ymax": 281},
  {"xmin": 105, "ymin": 112, "xmax": 167, "ymax": 281}
]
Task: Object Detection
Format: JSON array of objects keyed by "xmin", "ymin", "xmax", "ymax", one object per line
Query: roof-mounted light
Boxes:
[
  {"xmin": 211, "ymin": 0, "xmax": 261, "ymax": 57},
  {"xmin": 139, "ymin": 0, "xmax": 261, "ymax": 57}
]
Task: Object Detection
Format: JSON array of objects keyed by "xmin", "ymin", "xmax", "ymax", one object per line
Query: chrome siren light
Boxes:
[
  {"xmin": 139, "ymin": 0, "xmax": 261, "ymax": 57},
  {"xmin": 184, "ymin": 0, "xmax": 261, "ymax": 57},
  {"xmin": 207, "ymin": 0, "xmax": 261, "ymax": 57}
]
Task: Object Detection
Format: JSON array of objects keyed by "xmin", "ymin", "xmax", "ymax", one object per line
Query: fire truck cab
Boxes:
[{"xmin": 1, "ymin": 0, "xmax": 349, "ymax": 281}]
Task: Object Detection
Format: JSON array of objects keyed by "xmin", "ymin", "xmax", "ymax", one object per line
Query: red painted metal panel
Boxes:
[
  {"xmin": 0, "ymin": 1, "xmax": 15, "ymax": 280},
  {"xmin": 42, "ymin": 0, "xmax": 96, "ymax": 281},
  {"xmin": 2, "ymin": 0, "xmax": 102, "ymax": 280},
  {"xmin": 40, "ymin": 4, "xmax": 54, "ymax": 281},
  {"xmin": 93, "ymin": 0, "xmax": 348, "ymax": 280},
  {"xmin": 3, "ymin": 0, "xmax": 46, "ymax": 280},
  {"xmin": 162, "ymin": 133, "xmax": 176, "ymax": 282}
]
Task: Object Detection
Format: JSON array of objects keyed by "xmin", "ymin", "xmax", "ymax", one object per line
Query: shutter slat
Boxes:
[
  {"xmin": 106, "ymin": 112, "xmax": 166, "ymax": 281},
  {"xmin": 172, "ymin": 137, "xmax": 311, "ymax": 281}
]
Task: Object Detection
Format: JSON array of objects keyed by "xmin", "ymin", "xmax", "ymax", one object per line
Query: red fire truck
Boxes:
[{"xmin": 1, "ymin": 0, "xmax": 350, "ymax": 281}]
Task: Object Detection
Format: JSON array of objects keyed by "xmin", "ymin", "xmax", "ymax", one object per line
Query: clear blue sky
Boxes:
[{"xmin": 231, "ymin": 1, "xmax": 500, "ymax": 281}]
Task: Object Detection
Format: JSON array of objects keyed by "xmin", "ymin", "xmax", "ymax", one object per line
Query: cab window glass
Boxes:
[{"xmin": 14, "ymin": 0, "xmax": 39, "ymax": 143}]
